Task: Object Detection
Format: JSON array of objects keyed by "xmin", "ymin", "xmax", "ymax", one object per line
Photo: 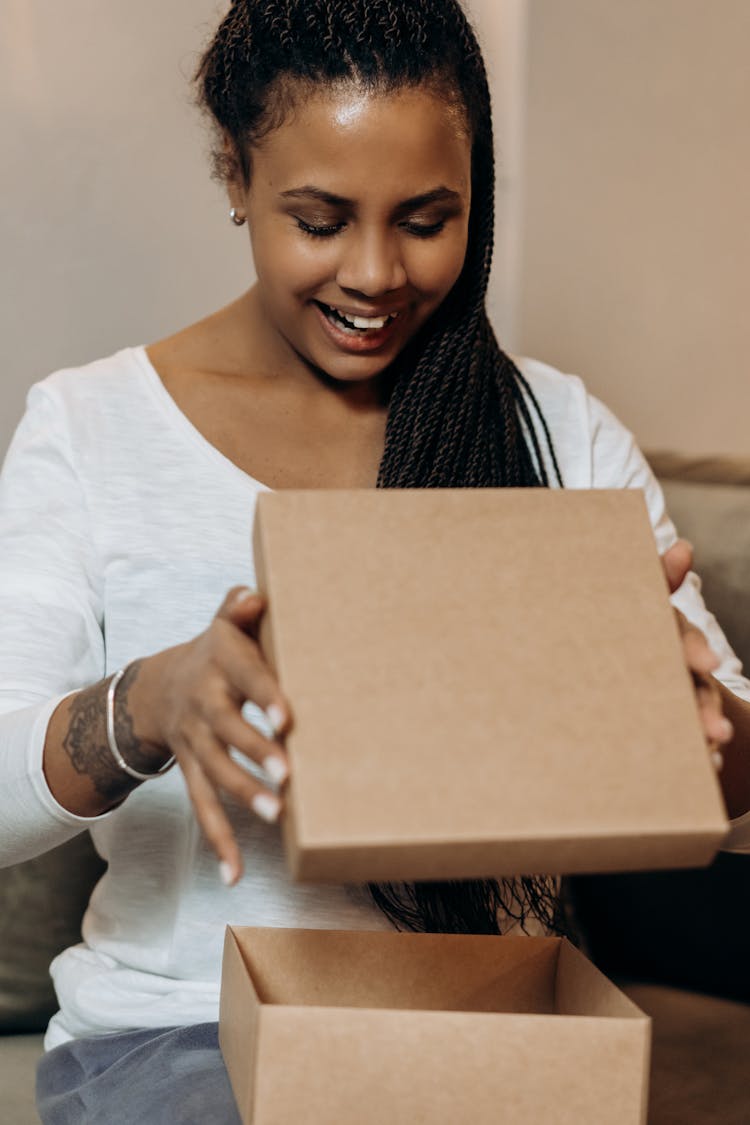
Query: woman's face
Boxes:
[{"xmin": 231, "ymin": 83, "xmax": 473, "ymax": 385}]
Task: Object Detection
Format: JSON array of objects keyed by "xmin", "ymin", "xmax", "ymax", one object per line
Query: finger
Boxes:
[
  {"xmin": 212, "ymin": 706, "xmax": 289, "ymax": 787},
  {"xmin": 179, "ymin": 753, "xmax": 244, "ymax": 886},
  {"xmin": 222, "ymin": 626, "xmax": 292, "ymax": 735},
  {"xmin": 212, "ymin": 590, "xmax": 291, "ymax": 734},
  {"xmin": 682, "ymin": 625, "xmax": 721, "ymax": 676},
  {"xmin": 215, "ymin": 586, "xmax": 266, "ymax": 630},
  {"xmin": 190, "ymin": 727, "xmax": 284, "ymax": 825},
  {"xmin": 662, "ymin": 539, "xmax": 693, "ymax": 595},
  {"xmin": 695, "ymin": 679, "xmax": 734, "ymax": 744}
]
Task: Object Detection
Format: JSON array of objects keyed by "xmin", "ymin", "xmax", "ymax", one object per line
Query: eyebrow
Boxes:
[{"xmin": 278, "ymin": 186, "xmax": 463, "ymax": 210}]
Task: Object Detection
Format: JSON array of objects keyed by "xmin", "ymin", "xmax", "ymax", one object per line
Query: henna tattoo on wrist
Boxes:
[
  {"xmin": 63, "ymin": 679, "xmax": 136, "ymax": 803},
  {"xmin": 62, "ymin": 660, "xmax": 169, "ymax": 802}
]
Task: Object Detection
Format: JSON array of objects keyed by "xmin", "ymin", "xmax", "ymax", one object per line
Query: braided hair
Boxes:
[{"xmin": 196, "ymin": 0, "xmax": 570, "ymax": 937}]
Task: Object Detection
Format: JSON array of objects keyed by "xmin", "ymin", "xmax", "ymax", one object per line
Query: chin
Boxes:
[{"xmin": 314, "ymin": 356, "xmax": 394, "ymax": 386}]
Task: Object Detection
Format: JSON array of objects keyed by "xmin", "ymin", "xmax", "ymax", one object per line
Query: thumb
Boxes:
[
  {"xmin": 216, "ymin": 586, "xmax": 266, "ymax": 633},
  {"xmin": 662, "ymin": 539, "xmax": 693, "ymax": 595}
]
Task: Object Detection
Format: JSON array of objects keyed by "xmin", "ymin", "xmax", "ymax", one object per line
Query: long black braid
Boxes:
[{"xmin": 196, "ymin": 0, "xmax": 570, "ymax": 938}]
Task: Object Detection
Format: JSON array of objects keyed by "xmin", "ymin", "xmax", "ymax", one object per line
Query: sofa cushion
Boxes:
[
  {"xmin": 569, "ymin": 851, "xmax": 750, "ymax": 1003},
  {"xmin": 624, "ymin": 983, "xmax": 750, "ymax": 1124},
  {"xmin": 658, "ymin": 475, "xmax": 750, "ymax": 674},
  {"xmin": 0, "ymin": 1033, "xmax": 44, "ymax": 1123},
  {"xmin": 0, "ymin": 833, "xmax": 105, "ymax": 1033}
]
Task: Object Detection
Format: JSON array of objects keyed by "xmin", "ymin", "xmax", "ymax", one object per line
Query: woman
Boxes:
[{"xmin": 0, "ymin": 1, "xmax": 747, "ymax": 1120}]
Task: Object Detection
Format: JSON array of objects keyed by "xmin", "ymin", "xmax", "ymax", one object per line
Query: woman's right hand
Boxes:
[{"xmin": 141, "ymin": 586, "xmax": 291, "ymax": 886}]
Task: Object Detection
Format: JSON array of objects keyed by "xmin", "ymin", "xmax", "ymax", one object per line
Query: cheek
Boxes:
[
  {"xmin": 404, "ymin": 231, "xmax": 469, "ymax": 299},
  {"xmin": 251, "ymin": 223, "xmax": 336, "ymax": 299}
]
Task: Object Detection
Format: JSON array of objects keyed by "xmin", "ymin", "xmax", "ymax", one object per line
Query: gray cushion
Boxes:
[
  {"xmin": 661, "ymin": 478, "xmax": 750, "ymax": 674},
  {"xmin": 0, "ymin": 833, "xmax": 105, "ymax": 1033},
  {"xmin": 624, "ymin": 984, "xmax": 750, "ymax": 1124},
  {"xmin": 0, "ymin": 1032, "xmax": 44, "ymax": 1122}
]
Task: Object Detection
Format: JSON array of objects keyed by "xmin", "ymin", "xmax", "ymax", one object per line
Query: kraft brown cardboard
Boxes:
[
  {"xmin": 219, "ymin": 926, "xmax": 651, "ymax": 1125},
  {"xmin": 252, "ymin": 489, "xmax": 729, "ymax": 882}
]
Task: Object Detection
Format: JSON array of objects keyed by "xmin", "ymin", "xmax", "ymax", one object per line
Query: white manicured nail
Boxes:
[
  {"xmin": 712, "ymin": 750, "xmax": 724, "ymax": 772},
  {"xmin": 219, "ymin": 861, "xmax": 236, "ymax": 886},
  {"xmin": 252, "ymin": 793, "xmax": 282, "ymax": 823},
  {"xmin": 231, "ymin": 587, "xmax": 256, "ymax": 607},
  {"xmin": 266, "ymin": 703, "xmax": 286, "ymax": 735},
  {"xmin": 719, "ymin": 718, "xmax": 734, "ymax": 741},
  {"xmin": 263, "ymin": 756, "xmax": 289, "ymax": 786}
]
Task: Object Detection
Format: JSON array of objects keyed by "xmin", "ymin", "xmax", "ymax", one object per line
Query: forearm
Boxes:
[
  {"xmin": 715, "ymin": 680, "xmax": 750, "ymax": 820},
  {"xmin": 43, "ymin": 655, "xmax": 173, "ymax": 817}
]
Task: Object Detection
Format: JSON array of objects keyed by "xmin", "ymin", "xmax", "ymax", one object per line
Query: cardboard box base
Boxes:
[{"xmin": 220, "ymin": 926, "xmax": 651, "ymax": 1125}]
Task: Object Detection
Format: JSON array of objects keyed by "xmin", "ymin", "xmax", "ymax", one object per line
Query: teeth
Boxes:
[
  {"xmin": 348, "ymin": 313, "xmax": 390, "ymax": 330},
  {"xmin": 328, "ymin": 305, "xmax": 396, "ymax": 331}
]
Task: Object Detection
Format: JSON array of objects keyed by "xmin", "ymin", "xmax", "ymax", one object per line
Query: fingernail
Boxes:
[
  {"xmin": 219, "ymin": 861, "xmax": 236, "ymax": 886},
  {"xmin": 252, "ymin": 793, "xmax": 282, "ymax": 823},
  {"xmin": 712, "ymin": 750, "xmax": 724, "ymax": 772},
  {"xmin": 263, "ymin": 755, "xmax": 289, "ymax": 786},
  {"xmin": 231, "ymin": 587, "xmax": 256, "ymax": 608},
  {"xmin": 266, "ymin": 703, "xmax": 286, "ymax": 735},
  {"xmin": 719, "ymin": 718, "xmax": 734, "ymax": 741}
]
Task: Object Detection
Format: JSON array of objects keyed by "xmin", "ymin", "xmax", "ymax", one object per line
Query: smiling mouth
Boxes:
[{"xmin": 313, "ymin": 301, "xmax": 400, "ymax": 334}]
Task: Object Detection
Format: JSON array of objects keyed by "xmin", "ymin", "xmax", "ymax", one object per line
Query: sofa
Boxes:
[{"xmin": 1, "ymin": 453, "xmax": 749, "ymax": 1124}]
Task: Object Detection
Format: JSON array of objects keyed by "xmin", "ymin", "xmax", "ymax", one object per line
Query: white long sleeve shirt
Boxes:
[{"xmin": 1, "ymin": 345, "xmax": 748, "ymax": 1047}]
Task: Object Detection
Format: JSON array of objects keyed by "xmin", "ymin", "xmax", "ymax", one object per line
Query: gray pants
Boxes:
[{"xmin": 36, "ymin": 1023, "xmax": 241, "ymax": 1124}]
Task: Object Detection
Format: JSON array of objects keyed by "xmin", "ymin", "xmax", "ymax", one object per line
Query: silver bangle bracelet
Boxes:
[{"xmin": 106, "ymin": 666, "xmax": 176, "ymax": 783}]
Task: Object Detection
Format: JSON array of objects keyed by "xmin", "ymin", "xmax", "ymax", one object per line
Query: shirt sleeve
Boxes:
[
  {"xmin": 587, "ymin": 390, "xmax": 750, "ymax": 851},
  {"xmin": 0, "ymin": 381, "xmax": 114, "ymax": 866}
]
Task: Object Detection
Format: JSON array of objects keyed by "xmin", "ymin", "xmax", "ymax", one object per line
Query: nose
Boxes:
[{"xmin": 335, "ymin": 228, "xmax": 407, "ymax": 297}]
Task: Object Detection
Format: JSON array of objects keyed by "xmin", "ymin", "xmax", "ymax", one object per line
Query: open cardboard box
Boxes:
[
  {"xmin": 220, "ymin": 926, "xmax": 651, "ymax": 1124},
  {"xmin": 253, "ymin": 489, "xmax": 729, "ymax": 883}
]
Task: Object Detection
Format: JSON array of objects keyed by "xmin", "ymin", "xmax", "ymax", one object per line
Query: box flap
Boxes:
[
  {"xmin": 218, "ymin": 928, "xmax": 263, "ymax": 1122},
  {"xmin": 555, "ymin": 939, "xmax": 649, "ymax": 1020}
]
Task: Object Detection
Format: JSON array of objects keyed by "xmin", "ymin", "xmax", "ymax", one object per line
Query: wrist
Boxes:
[{"xmin": 112, "ymin": 655, "xmax": 174, "ymax": 771}]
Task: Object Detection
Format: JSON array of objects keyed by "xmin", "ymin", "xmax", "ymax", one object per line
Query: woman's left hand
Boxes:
[{"xmin": 661, "ymin": 539, "xmax": 734, "ymax": 768}]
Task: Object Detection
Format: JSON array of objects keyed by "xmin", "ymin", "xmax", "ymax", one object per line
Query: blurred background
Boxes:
[{"xmin": 1, "ymin": 0, "xmax": 748, "ymax": 459}]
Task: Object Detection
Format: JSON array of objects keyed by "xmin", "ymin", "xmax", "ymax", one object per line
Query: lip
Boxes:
[{"xmin": 312, "ymin": 300, "xmax": 404, "ymax": 355}]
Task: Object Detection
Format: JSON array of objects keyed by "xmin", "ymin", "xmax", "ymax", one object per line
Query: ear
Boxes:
[
  {"xmin": 219, "ymin": 133, "xmax": 248, "ymax": 208},
  {"xmin": 226, "ymin": 177, "xmax": 246, "ymax": 215}
]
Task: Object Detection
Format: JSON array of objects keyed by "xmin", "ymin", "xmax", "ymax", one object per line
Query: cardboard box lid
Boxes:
[
  {"xmin": 219, "ymin": 927, "xmax": 651, "ymax": 1125},
  {"xmin": 253, "ymin": 489, "xmax": 728, "ymax": 881}
]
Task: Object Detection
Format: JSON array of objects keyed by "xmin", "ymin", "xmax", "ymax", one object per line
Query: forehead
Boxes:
[{"xmin": 250, "ymin": 84, "xmax": 472, "ymax": 201}]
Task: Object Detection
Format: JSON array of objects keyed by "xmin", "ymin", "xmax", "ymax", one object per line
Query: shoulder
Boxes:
[
  {"xmin": 513, "ymin": 354, "xmax": 589, "ymax": 409},
  {"xmin": 4, "ymin": 347, "xmax": 155, "ymax": 495},
  {"xmin": 19, "ymin": 346, "xmax": 155, "ymax": 464},
  {"xmin": 513, "ymin": 353, "xmax": 627, "ymax": 456},
  {"xmin": 512, "ymin": 354, "xmax": 641, "ymax": 486},
  {"xmin": 512, "ymin": 354, "xmax": 676, "ymax": 552},
  {"xmin": 31, "ymin": 346, "xmax": 148, "ymax": 416}
]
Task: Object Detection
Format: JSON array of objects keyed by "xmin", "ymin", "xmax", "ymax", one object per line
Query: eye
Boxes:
[
  {"xmin": 295, "ymin": 217, "xmax": 345, "ymax": 238},
  {"xmin": 401, "ymin": 219, "xmax": 446, "ymax": 238}
]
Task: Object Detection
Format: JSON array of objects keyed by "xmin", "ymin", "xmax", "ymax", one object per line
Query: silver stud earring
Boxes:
[{"xmin": 229, "ymin": 208, "xmax": 246, "ymax": 227}]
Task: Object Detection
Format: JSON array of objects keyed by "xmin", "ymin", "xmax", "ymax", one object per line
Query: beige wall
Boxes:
[
  {"xmin": 0, "ymin": 0, "xmax": 249, "ymax": 456},
  {"xmin": 471, "ymin": 0, "xmax": 528, "ymax": 345},
  {"xmin": 2, "ymin": 1, "xmax": 746, "ymax": 459},
  {"xmin": 516, "ymin": 0, "xmax": 750, "ymax": 456}
]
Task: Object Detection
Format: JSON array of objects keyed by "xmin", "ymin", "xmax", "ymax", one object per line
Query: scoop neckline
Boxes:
[{"xmin": 132, "ymin": 345, "xmax": 273, "ymax": 495}]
